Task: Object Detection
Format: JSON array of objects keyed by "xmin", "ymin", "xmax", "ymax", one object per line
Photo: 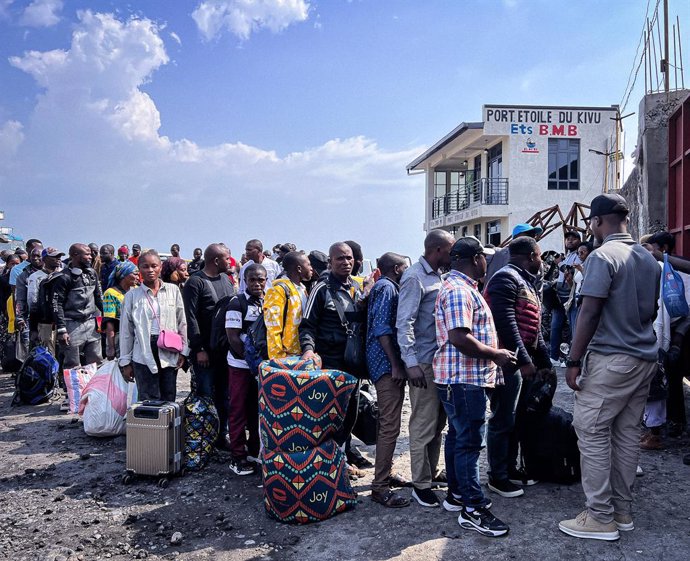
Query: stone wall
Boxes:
[{"xmin": 622, "ymin": 90, "xmax": 690, "ymax": 239}]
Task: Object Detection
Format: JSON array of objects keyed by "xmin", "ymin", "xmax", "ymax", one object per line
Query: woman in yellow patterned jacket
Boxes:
[{"xmin": 263, "ymin": 252, "xmax": 313, "ymax": 359}]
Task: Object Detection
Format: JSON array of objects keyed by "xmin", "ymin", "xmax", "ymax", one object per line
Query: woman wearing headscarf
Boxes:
[
  {"xmin": 119, "ymin": 250, "xmax": 187, "ymax": 401},
  {"xmin": 161, "ymin": 257, "xmax": 189, "ymax": 288},
  {"xmin": 103, "ymin": 260, "xmax": 139, "ymax": 360}
]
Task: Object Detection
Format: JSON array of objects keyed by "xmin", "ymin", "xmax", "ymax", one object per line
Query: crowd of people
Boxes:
[{"xmin": 0, "ymin": 193, "xmax": 688, "ymax": 540}]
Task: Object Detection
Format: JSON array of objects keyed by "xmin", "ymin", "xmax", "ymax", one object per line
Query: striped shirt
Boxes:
[{"xmin": 433, "ymin": 270, "xmax": 502, "ymax": 387}]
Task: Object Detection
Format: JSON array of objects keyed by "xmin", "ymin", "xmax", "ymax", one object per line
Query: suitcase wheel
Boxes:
[
  {"xmin": 122, "ymin": 473, "xmax": 135, "ymax": 485},
  {"xmin": 158, "ymin": 477, "xmax": 170, "ymax": 488}
]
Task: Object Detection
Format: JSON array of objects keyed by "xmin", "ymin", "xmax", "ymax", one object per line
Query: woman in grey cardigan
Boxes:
[{"xmin": 119, "ymin": 250, "xmax": 188, "ymax": 401}]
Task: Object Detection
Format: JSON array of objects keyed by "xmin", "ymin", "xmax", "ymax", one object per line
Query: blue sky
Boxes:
[{"xmin": 0, "ymin": 0, "xmax": 688, "ymax": 260}]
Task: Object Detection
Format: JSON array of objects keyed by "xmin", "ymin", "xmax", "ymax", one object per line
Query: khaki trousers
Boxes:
[
  {"xmin": 408, "ymin": 363, "xmax": 447, "ymax": 488},
  {"xmin": 37, "ymin": 323, "xmax": 56, "ymax": 357},
  {"xmin": 573, "ymin": 351, "xmax": 656, "ymax": 523},
  {"xmin": 372, "ymin": 373, "xmax": 406, "ymax": 493}
]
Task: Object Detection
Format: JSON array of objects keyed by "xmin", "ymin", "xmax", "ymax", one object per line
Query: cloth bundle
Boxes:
[{"xmin": 259, "ymin": 356, "xmax": 357, "ymax": 524}]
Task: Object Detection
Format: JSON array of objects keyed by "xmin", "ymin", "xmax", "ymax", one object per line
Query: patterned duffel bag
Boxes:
[
  {"xmin": 258, "ymin": 363, "xmax": 357, "ymax": 452},
  {"xmin": 262, "ymin": 439, "xmax": 357, "ymax": 524}
]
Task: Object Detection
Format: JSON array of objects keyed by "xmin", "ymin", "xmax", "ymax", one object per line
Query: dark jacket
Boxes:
[
  {"xmin": 183, "ymin": 270, "xmax": 235, "ymax": 352},
  {"xmin": 484, "ymin": 264, "xmax": 550, "ymax": 373},
  {"xmin": 299, "ymin": 273, "xmax": 365, "ymax": 368},
  {"xmin": 52, "ymin": 267, "xmax": 103, "ymax": 332}
]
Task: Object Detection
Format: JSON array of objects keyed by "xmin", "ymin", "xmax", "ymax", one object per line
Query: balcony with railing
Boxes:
[{"xmin": 432, "ymin": 178, "xmax": 509, "ymax": 219}]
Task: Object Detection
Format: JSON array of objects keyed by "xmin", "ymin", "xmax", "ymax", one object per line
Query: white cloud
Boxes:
[
  {"xmin": 0, "ymin": 0, "xmax": 14, "ymax": 21},
  {"xmin": 192, "ymin": 0, "xmax": 310, "ymax": 41},
  {"xmin": 19, "ymin": 0, "xmax": 63, "ymax": 28},
  {"xmin": 2, "ymin": 10, "xmax": 424, "ymax": 259},
  {"xmin": 169, "ymin": 31, "xmax": 181, "ymax": 45},
  {"xmin": 0, "ymin": 120, "xmax": 24, "ymax": 163}
]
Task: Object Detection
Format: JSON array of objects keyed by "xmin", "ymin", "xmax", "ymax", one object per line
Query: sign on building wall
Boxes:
[{"xmin": 483, "ymin": 105, "xmax": 617, "ymax": 138}]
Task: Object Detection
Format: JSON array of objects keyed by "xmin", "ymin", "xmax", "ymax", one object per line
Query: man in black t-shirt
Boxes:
[{"xmin": 183, "ymin": 243, "xmax": 235, "ymax": 447}]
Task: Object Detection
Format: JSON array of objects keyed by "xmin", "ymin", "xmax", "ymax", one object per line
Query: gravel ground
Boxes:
[{"xmin": 0, "ymin": 367, "xmax": 689, "ymax": 561}]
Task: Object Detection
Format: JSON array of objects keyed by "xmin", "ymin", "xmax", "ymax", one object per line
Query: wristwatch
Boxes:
[{"xmin": 565, "ymin": 358, "xmax": 582, "ymax": 368}]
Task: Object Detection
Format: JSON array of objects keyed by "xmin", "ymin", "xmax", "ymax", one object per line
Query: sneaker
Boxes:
[
  {"xmin": 59, "ymin": 399, "xmax": 70, "ymax": 413},
  {"xmin": 487, "ymin": 479, "xmax": 524, "ymax": 498},
  {"xmin": 228, "ymin": 456, "xmax": 255, "ymax": 476},
  {"xmin": 558, "ymin": 510, "xmax": 620, "ymax": 541},
  {"xmin": 411, "ymin": 486, "xmax": 440, "ymax": 508},
  {"xmin": 458, "ymin": 506, "xmax": 509, "ymax": 537},
  {"xmin": 508, "ymin": 467, "xmax": 538, "ymax": 486},
  {"xmin": 613, "ymin": 513, "xmax": 634, "ymax": 532},
  {"xmin": 550, "ymin": 358, "xmax": 560, "ymax": 367},
  {"xmin": 443, "ymin": 493, "xmax": 492, "ymax": 512}
]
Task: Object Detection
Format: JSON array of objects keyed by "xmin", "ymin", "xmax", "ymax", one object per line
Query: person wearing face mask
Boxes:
[{"xmin": 52, "ymin": 243, "xmax": 104, "ymax": 371}]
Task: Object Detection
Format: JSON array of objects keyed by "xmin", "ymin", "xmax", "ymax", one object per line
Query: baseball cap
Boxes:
[
  {"xmin": 512, "ymin": 223, "xmax": 544, "ymax": 238},
  {"xmin": 585, "ymin": 193, "xmax": 630, "ymax": 219},
  {"xmin": 564, "ymin": 229, "xmax": 581, "ymax": 240},
  {"xmin": 132, "ymin": 243, "xmax": 141, "ymax": 251},
  {"xmin": 450, "ymin": 236, "xmax": 496, "ymax": 259},
  {"xmin": 42, "ymin": 247, "xmax": 64, "ymax": 258}
]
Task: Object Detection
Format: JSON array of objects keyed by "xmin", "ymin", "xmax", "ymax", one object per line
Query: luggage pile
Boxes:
[
  {"xmin": 259, "ymin": 356, "xmax": 358, "ymax": 524},
  {"xmin": 518, "ymin": 369, "xmax": 581, "ymax": 484}
]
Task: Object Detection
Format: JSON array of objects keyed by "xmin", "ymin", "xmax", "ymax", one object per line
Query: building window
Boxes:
[
  {"xmin": 461, "ymin": 226, "xmax": 468, "ymax": 237},
  {"xmin": 473, "ymin": 224, "xmax": 481, "ymax": 239},
  {"xmin": 486, "ymin": 220, "xmax": 501, "ymax": 246},
  {"xmin": 548, "ymin": 139, "xmax": 580, "ymax": 190}
]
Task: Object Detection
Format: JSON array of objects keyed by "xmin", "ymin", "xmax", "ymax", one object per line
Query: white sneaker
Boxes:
[
  {"xmin": 550, "ymin": 358, "xmax": 560, "ymax": 367},
  {"xmin": 636, "ymin": 465, "xmax": 644, "ymax": 476}
]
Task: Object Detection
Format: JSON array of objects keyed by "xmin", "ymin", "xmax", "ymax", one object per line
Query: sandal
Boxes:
[{"xmin": 371, "ymin": 489, "xmax": 410, "ymax": 508}]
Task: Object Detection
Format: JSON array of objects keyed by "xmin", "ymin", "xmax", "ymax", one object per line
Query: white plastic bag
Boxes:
[{"xmin": 79, "ymin": 360, "xmax": 131, "ymax": 437}]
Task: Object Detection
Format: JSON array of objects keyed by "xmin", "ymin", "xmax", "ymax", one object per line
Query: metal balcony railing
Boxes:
[{"xmin": 432, "ymin": 178, "xmax": 509, "ymax": 218}]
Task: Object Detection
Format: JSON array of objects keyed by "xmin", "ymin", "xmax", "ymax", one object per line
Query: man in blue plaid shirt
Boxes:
[{"xmin": 433, "ymin": 236, "xmax": 517, "ymax": 538}]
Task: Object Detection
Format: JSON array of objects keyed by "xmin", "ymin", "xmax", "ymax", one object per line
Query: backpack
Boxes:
[
  {"xmin": 36, "ymin": 271, "xmax": 62, "ymax": 324},
  {"xmin": 662, "ymin": 254, "xmax": 689, "ymax": 318},
  {"xmin": 519, "ymin": 406, "xmax": 581, "ymax": 484},
  {"xmin": 242, "ymin": 285, "xmax": 291, "ymax": 374},
  {"xmin": 183, "ymin": 392, "xmax": 219, "ymax": 471},
  {"xmin": 11, "ymin": 346, "xmax": 59, "ymax": 406}
]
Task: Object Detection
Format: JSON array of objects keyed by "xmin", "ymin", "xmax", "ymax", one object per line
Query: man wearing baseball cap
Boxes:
[
  {"xmin": 129, "ymin": 244, "xmax": 141, "ymax": 267},
  {"xmin": 485, "ymin": 223, "xmax": 543, "ymax": 285},
  {"xmin": 559, "ymin": 194, "xmax": 660, "ymax": 541},
  {"xmin": 433, "ymin": 236, "xmax": 517, "ymax": 537},
  {"xmin": 27, "ymin": 247, "xmax": 64, "ymax": 357}
]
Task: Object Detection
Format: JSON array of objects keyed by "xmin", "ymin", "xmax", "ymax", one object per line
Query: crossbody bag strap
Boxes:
[
  {"xmin": 328, "ymin": 285, "xmax": 353, "ymax": 336},
  {"xmin": 144, "ymin": 288, "xmax": 162, "ymax": 331}
]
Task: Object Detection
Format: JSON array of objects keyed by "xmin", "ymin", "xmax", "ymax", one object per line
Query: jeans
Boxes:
[
  {"xmin": 550, "ymin": 307, "xmax": 566, "ymax": 360},
  {"xmin": 132, "ymin": 335, "xmax": 177, "ymax": 401},
  {"xmin": 568, "ymin": 304, "xmax": 580, "ymax": 340},
  {"xmin": 487, "ymin": 370, "xmax": 522, "ymax": 482},
  {"xmin": 437, "ymin": 382, "xmax": 489, "ymax": 507},
  {"xmin": 192, "ymin": 350, "xmax": 230, "ymax": 438}
]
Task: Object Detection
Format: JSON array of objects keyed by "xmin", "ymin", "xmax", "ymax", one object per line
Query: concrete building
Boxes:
[{"xmin": 407, "ymin": 104, "xmax": 620, "ymax": 251}]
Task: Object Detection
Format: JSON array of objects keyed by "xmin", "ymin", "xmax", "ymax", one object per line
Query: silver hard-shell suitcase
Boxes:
[{"xmin": 123, "ymin": 401, "xmax": 182, "ymax": 487}]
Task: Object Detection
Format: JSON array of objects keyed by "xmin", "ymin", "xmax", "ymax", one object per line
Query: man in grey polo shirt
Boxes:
[
  {"xmin": 396, "ymin": 229, "xmax": 455, "ymax": 507},
  {"xmin": 559, "ymin": 194, "xmax": 660, "ymax": 541}
]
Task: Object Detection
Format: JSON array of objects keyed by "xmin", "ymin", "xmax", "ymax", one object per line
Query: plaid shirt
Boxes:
[{"xmin": 433, "ymin": 270, "xmax": 502, "ymax": 387}]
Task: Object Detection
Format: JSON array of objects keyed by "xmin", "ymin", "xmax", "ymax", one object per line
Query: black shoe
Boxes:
[
  {"xmin": 508, "ymin": 467, "xmax": 538, "ymax": 486},
  {"xmin": 346, "ymin": 449, "xmax": 374, "ymax": 469},
  {"xmin": 683, "ymin": 453, "xmax": 690, "ymax": 466},
  {"xmin": 432, "ymin": 469, "xmax": 448, "ymax": 487},
  {"xmin": 229, "ymin": 456, "xmax": 255, "ymax": 476},
  {"xmin": 443, "ymin": 493, "xmax": 492, "ymax": 512},
  {"xmin": 411, "ymin": 486, "xmax": 440, "ymax": 508},
  {"xmin": 487, "ymin": 479, "xmax": 524, "ymax": 498},
  {"xmin": 458, "ymin": 506, "xmax": 509, "ymax": 537}
]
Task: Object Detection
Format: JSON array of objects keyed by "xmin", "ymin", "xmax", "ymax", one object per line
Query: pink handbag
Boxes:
[
  {"xmin": 145, "ymin": 290, "xmax": 184, "ymax": 353},
  {"xmin": 157, "ymin": 329, "xmax": 184, "ymax": 353}
]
